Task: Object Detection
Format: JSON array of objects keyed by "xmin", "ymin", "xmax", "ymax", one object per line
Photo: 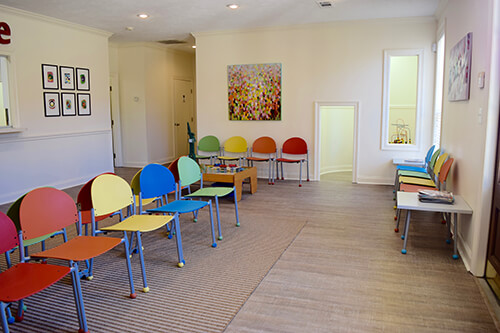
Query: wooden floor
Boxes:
[
  {"xmin": 1, "ymin": 170, "xmax": 499, "ymax": 332},
  {"xmin": 226, "ymin": 172, "xmax": 500, "ymax": 333}
]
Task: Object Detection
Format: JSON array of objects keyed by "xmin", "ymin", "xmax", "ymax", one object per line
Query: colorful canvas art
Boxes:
[
  {"xmin": 228, "ymin": 63, "xmax": 281, "ymax": 120},
  {"xmin": 448, "ymin": 32, "xmax": 473, "ymax": 101}
]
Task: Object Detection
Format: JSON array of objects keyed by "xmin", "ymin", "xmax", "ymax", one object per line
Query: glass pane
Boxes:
[
  {"xmin": 0, "ymin": 55, "xmax": 10, "ymax": 127},
  {"xmin": 387, "ymin": 55, "xmax": 418, "ymax": 145}
]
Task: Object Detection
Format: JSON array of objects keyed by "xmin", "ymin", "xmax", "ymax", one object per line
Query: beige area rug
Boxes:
[{"xmin": 3, "ymin": 183, "xmax": 306, "ymax": 333}]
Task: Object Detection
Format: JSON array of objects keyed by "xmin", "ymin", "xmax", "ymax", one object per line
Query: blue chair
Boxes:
[
  {"xmin": 138, "ymin": 163, "xmax": 218, "ymax": 248},
  {"xmin": 396, "ymin": 145, "xmax": 435, "ymax": 173}
]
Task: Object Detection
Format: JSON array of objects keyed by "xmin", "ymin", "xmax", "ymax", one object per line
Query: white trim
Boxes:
[
  {"xmin": 0, "ymin": 129, "xmax": 111, "ymax": 144},
  {"xmin": 0, "ymin": 51, "xmax": 21, "ymax": 129},
  {"xmin": 381, "ymin": 49, "xmax": 424, "ymax": 151},
  {"xmin": 314, "ymin": 101, "xmax": 359, "ymax": 183},
  {"xmin": 110, "ymin": 73, "xmax": 124, "ymax": 166},
  {"xmin": 0, "ymin": 127, "xmax": 25, "ymax": 134},
  {"xmin": 320, "ymin": 165, "xmax": 353, "ymax": 175},
  {"xmin": 0, "ymin": 4, "xmax": 112, "ymax": 38}
]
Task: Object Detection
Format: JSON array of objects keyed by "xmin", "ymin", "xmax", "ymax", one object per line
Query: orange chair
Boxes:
[
  {"xmin": 275, "ymin": 137, "xmax": 310, "ymax": 187},
  {"xmin": 0, "ymin": 211, "xmax": 89, "ymax": 333},
  {"xmin": 246, "ymin": 136, "xmax": 277, "ymax": 184},
  {"xmin": 18, "ymin": 187, "xmax": 137, "ymax": 300}
]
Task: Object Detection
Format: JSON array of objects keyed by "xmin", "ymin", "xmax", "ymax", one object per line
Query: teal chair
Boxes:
[{"xmin": 177, "ymin": 156, "xmax": 240, "ymax": 240}]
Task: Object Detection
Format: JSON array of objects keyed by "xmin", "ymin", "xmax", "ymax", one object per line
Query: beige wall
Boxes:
[
  {"xmin": 0, "ymin": 6, "xmax": 114, "ymax": 204},
  {"xmin": 437, "ymin": 0, "xmax": 500, "ymax": 275},
  {"xmin": 194, "ymin": 18, "xmax": 436, "ymax": 182},
  {"xmin": 109, "ymin": 43, "xmax": 195, "ymax": 167}
]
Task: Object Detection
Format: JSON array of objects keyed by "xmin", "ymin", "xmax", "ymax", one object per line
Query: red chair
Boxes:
[
  {"xmin": 0, "ymin": 211, "xmax": 89, "ymax": 333},
  {"xmin": 246, "ymin": 136, "xmax": 277, "ymax": 184},
  {"xmin": 275, "ymin": 137, "xmax": 310, "ymax": 187}
]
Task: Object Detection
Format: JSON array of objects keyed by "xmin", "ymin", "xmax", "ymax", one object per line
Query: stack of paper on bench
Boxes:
[{"xmin": 418, "ymin": 190, "xmax": 455, "ymax": 204}]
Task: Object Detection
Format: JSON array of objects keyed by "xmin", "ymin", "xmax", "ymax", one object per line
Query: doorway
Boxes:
[
  {"xmin": 174, "ymin": 79, "xmax": 194, "ymax": 157},
  {"xmin": 109, "ymin": 74, "xmax": 123, "ymax": 167},
  {"xmin": 314, "ymin": 102, "xmax": 359, "ymax": 182}
]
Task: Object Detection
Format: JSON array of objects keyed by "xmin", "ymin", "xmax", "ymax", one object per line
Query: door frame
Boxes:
[
  {"xmin": 173, "ymin": 77, "xmax": 195, "ymax": 157},
  {"xmin": 314, "ymin": 101, "xmax": 359, "ymax": 183},
  {"xmin": 109, "ymin": 73, "xmax": 123, "ymax": 167}
]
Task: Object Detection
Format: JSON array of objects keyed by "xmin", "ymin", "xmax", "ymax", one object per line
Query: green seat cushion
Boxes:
[{"xmin": 185, "ymin": 187, "xmax": 234, "ymax": 197}]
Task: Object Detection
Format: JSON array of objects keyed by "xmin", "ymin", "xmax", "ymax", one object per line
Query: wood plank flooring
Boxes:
[{"xmin": 225, "ymin": 172, "xmax": 500, "ymax": 332}]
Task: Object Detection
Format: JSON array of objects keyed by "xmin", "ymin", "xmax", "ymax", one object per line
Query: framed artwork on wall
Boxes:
[
  {"xmin": 41, "ymin": 64, "xmax": 59, "ymax": 89},
  {"xmin": 61, "ymin": 93, "xmax": 76, "ymax": 116},
  {"xmin": 77, "ymin": 93, "xmax": 91, "ymax": 116},
  {"xmin": 43, "ymin": 92, "xmax": 60, "ymax": 117},
  {"xmin": 76, "ymin": 67, "xmax": 90, "ymax": 91},
  {"xmin": 60, "ymin": 66, "xmax": 75, "ymax": 90},
  {"xmin": 448, "ymin": 32, "xmax": 473, "ymax": 101},
  {"xmin": 227, "ymin": 63, "xmax": 282, "ymax": 121}
]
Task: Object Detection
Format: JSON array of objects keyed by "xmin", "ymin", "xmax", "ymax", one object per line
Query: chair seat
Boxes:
[
  {"xmin": 101, "ymin": 214, "xmax": 174, "ymax": 233},
  {"xmin": 0, "ymin": 263, "xmax": 70, "ymax": 302},
  {"xmin": 185, "ymin": 187, "xmax": 234, "ymax": 198},
  {"xmin": 218, "ymin": 156, "xmax": 240, "ymax": 160},
  {"xmin": 147, "ymin": 200, "xmax": 209, "ymax": 214},
  {"xmin": 397, "ymin": 170, "xmax": 431, "ymax": 179},
  {"xmin": 399, "ymin": 183, "xmax": 438, "ymax": 192},
  {"xmin": 196, "ymin": 154, "xmax": 215, "ymax": 160},
  {"xmin": 30, "ymin": 235, "xmax": 122, "ymax": 262},
  {"xmin": 276, "ymin": 157, "xmax": 303, "ymax": 163},
  {"xmin": 397, "ymin": 165, "xmax": 427, "ymax": 172},
  {"xmin": 246, "ymin": 157, "xmax": 270, "ymax": 162},
  {"xmin": 399, "ymin": 176, "xmax": 435, "ymax": 187}
]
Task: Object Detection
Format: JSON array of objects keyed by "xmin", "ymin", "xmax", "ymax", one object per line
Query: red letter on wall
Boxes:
[{"xmin": 0, "ymin": 22, "xmax": 11, "ymax": 45}]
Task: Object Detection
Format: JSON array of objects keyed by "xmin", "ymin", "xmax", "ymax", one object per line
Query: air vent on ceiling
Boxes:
[
  {"xmin": 157, "ymin": 40, "xmax": 186, "ymax": 45},
  {"xmin": 316, "ymin": 1, "xmax": 334, "ymax": 8}
]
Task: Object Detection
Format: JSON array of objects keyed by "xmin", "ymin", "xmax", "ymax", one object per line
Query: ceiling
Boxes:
[{"xmin": 0, "ymin": 0, "xmax": 441, "ymax": 50}]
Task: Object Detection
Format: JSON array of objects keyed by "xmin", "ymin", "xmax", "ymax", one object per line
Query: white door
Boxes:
[{"xmin": 174, "ymin": 79, "xmax": 194, "ymax": 157}]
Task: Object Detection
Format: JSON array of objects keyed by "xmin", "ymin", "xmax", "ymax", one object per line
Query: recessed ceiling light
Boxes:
[
  {"xmin": 192, "ymin": 45, "xmax": 196, "ymax": 49},
  {"xmin": 137, "ymin": 13, "xmax": 149, "ymax": 19},
  {"xmin": 226, "ymin": 4, "xmax": 239, "ymax": 9}
]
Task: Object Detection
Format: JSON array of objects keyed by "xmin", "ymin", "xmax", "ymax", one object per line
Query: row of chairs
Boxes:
[
  {"xmin": 393, "ymin": 145, "xmax": 455, "ymax": 252},
  {"xmin": 0, "ymin": 156, "xmax": 238, "ymax": 332},
  {"xmin": 196, "ymin": 135, "xmax": 310, "ymax": 187}
]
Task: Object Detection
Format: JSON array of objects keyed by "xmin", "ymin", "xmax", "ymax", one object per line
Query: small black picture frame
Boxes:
[
  {"xmin": 61, "ymin": 93, "xmax": 76, "ymax": 116},
  {"xmin": 43, "ymin": 92, "xmax": 60, "ymax": 117},
  {"xmin": 77, "ymin": 93, "xmax": 91, "ymax": 116},
  {"xmin": 76, "ymin": 67, "xmax": 90, "ymax": 91},
  {"xmin": 41, "ymin": 64, "xmax": 59, "ymax": 90},
  {"xmin": 60, "ymin": 66, "xmax": 75, "ymax": 90}
]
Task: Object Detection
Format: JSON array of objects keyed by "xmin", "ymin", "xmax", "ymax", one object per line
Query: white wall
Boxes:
[
  {"xmin": 0, "ymin": 6, "xmax": 113, "ymax": 204},
  {"xmin": 320, "ymin": 106, "xmax": 354, "ymax": 174},
  {"xmin": 194, "ymin": 18, "xmax": 436, "ymax": 183},
  {"xmin": 109, "ymin": 43, "xmax": 195, "ymax": 167},
  {"xmin": 437, "ymin": 0, "xmax": 500, "ymax": 275}
]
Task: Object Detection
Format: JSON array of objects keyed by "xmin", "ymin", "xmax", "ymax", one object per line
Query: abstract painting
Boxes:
[
  {"xmin": 448, "ymin": 32, "xmax": 473, "ymax": 101},
  {"xmin": 228, "ymin": 63, "xmax": 281, "ymax": 120}
]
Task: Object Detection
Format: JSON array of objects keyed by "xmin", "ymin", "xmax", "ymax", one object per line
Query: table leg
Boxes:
[
  {"xmin": 250, "ymin": 174, "xmax": 257, "ymax": 194},
  {"xmin": 402, "ymin": 210, "xmax": 411, "ymax": 254},
  {"xmin": 453, "ymin": 213, "xmax": 459, "ymax": 259},
  {"xmin": 234, "ymin": 180, "xmax": 243, "ymax": 201}
]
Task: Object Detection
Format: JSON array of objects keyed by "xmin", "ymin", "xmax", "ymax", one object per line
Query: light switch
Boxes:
[{"xmin": 478, "ymin": 72, "xmax": 485, "ymax": 89}]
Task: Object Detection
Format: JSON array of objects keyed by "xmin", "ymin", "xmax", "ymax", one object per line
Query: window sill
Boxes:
[{"xmin": 0, "ymin": 127, "xmax": 26, "ymax": 134}]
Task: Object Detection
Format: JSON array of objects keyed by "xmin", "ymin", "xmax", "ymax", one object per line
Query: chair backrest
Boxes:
[
  {"xmin": 282, "ymin": 137, "xmax": 307, "ymax": 155},
  {"xmin": 433, "ymin": 153, "xmax": 449, "ymax": 176},
  {"xmin": 6, "ymin": 193, "xmax": 27, "ymax": 231},
  {"xmin": 425, "ymin": 145, "xmax": 436, "ymax": 164},
  {"xmin": 77, "ymin": 172, "xmax": 115, "ymax": 212},
  {"xmin": 140, "ymin": 163, "xmax": 177, "ymax": 199},
  {"xmin": 252, "ymin": 136, "xmax": 277, "ymax": 154},
  {"xmin": 19, "ymin": 187, "xmax": 79, "ymax": 240},
  {"xmin": 91, "ymin": 174, "xmax": 134, "ymax": 217},
  {"xmin": 0, "ymin": 211, "xmax": 19, "ymax": 255},
  {"xmin": 224, "ymin": 136, "xmax": 248, "ymax": 154},
  {"xmin": 167, "ymin": 157, "xmax": 182, "ymax": 183},
  {"xmin": 130, "ymin": 169, "xmax": 142, "ymax": 196},
  {"xmin": 438, "ymin": 157, "xmax": 454, "ymax": 185},
  {"xmin": 178, "ymin": 156, "xmax": 202, "ymax": 187},
  {"xmin": 198, "ymin": 135, "xmax": 220, "ymax": 153},
  {"xmin": 428, "ymin": 148, "xmax": 441, "ymax": 169}
]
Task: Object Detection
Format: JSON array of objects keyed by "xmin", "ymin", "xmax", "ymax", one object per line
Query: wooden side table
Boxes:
[{"xmin": 202, "ymin": 166, "xmax": 257, "ymax": 201}]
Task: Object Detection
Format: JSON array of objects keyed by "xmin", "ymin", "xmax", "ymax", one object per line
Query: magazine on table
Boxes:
[{"xmin": 418, "ymin": 190, "xmax": 455, "ymax": 204}]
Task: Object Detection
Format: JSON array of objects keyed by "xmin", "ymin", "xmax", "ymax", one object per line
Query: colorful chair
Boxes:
[
  {"xmin": 17, "ymin": 187, "xmax": 137, "ymax": 299},
  {"xmin": 0, "ymin": 211, "xmax": 89, "ymax": 333},
  {"xmin": 138, "ymin": 163, "xmax": 219, "ymax": 248},
  {"xmin": 275, "ymin": 137, "xmax": 310, "ymax": 187},
  {"xmin": 246, "ymin": 136, "xmax": 277, "ymax": 185},
  {"xmin": 177, "ymin": 156, "xmax": 240, "ymax": 238},
  {"xmin": 89, "ymin": 173, "xmax": 184, "ymax": 293},
  {"xmin": 196, "ymin": 135, "xmax": 221, "ymax": 164},
  {"xmin": 218, "ymin": 136, "xmax": 248, "ymax": 166}
]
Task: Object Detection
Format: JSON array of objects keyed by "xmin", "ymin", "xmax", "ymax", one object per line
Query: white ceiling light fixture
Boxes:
[
  {"xmin": 226, "ymin": 4, "xmax": 239, "ymax": 9},
  {"xmin": 192, "ymin": 45, "xmax": 196, "ymax": 49},
  {"xmin": 137, "ymin": 13, "xmax": 150, "ymax": 19}
]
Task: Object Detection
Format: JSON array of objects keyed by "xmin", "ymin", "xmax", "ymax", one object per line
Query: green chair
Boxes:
[
  {"xmin": 196, "ymin": 135, "xmax": 220, "ymax": 164},
  {"xmin": 177, "ymin": 156, "xmax": 240, "ymax": 240}
]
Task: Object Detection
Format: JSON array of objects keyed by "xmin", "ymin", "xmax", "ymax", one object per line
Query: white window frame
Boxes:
[{"xmin": 0, "ymin": 51, "xmax": 21, "ymax": 133}]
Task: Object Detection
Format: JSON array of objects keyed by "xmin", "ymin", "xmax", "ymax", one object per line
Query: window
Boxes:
[
  {"xmin": 433, "ymin": 32, "xmax": 445, "ymax": 148},
  {"xmin": 0, "ymin": 55, "xmax": 10, "ymax": 127},
  {"xmin": 381, "ymin": 49, "xmax": 424, "ymax": 151}
]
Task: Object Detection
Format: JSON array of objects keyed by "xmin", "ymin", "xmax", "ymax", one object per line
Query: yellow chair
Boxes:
[
  {"xmin": 218, "ymin": 136, "xmax": 248, "ymax": 166},
  {"xmin": 90, "ymin": 173, "xmax": 185, "ymax": 294}
]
